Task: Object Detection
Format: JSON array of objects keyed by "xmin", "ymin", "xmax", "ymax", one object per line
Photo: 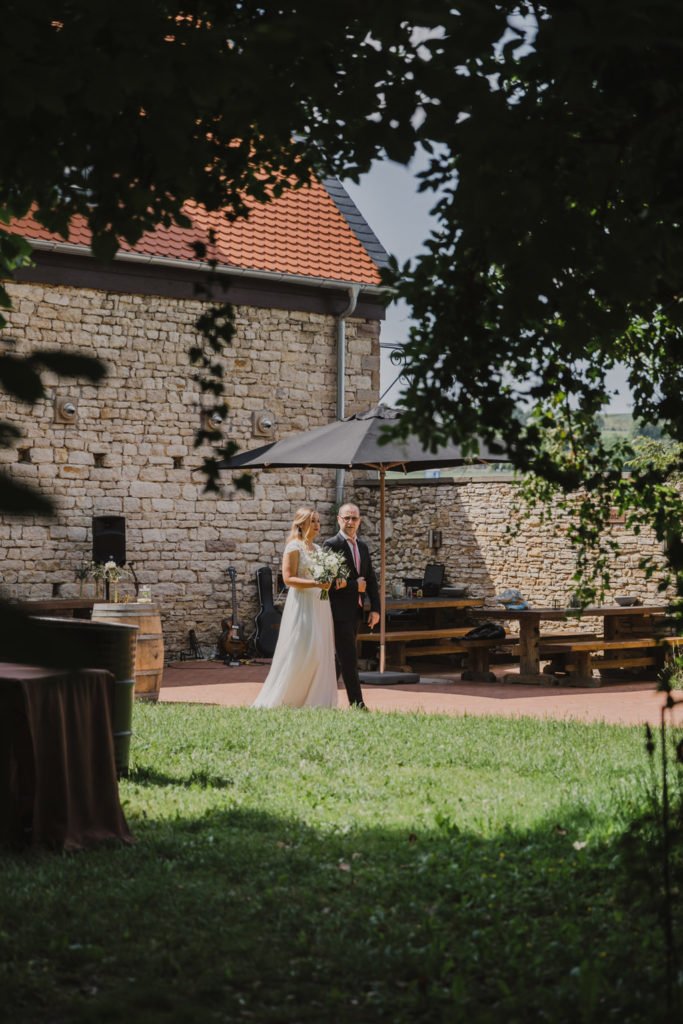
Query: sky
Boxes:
[
  {"xmin": 344, "ymin": 155, "xmax": 434, "ymax": 407},
  {"xmin": 345, "ymin": 161, "xmax": 633, "ymax": 414}
]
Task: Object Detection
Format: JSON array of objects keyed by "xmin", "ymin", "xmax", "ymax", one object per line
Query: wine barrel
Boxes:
[
  {"xmin": 24, "ymin": 616, "xmax": 138, "ymax": 778},
  {"xmin": 92, "ymin": 604, "xmax": 164, "ymax": 702}
]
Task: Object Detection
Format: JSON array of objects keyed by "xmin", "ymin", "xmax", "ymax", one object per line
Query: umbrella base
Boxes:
[{"xmin": 360, "ymin": 670, "xmax": 420, "ymax": 685}]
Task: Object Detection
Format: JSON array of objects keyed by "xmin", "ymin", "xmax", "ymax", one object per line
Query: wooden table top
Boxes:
[
  {"xmin": 477, "ymin": 604, "xmax": 668, "ymax": 619},
  {"xmin": 17, "ymin": 598, "xmax": 96, "ymax": 613},
  {"xmin": 385, "ymin": 596, "xmax": 485, "ymax": 611}
]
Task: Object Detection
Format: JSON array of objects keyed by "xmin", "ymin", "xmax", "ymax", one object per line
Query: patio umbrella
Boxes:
[{"xmin": 217, "ymin": 404, "xmax": 503, "ymax": 681}]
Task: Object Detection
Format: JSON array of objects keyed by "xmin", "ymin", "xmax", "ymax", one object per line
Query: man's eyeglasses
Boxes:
[{"xmin": 340, "ymin": 515, "xmax": 360, "ymax": 521}]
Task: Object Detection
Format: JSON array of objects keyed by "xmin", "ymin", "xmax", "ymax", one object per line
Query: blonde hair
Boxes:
[{"xmin": 287, "ymin": 507, "xmax": 317, "ymax": 543}]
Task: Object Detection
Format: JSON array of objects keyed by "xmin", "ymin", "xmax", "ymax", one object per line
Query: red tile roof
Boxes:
[{"xmin": 9, "ymin": 177, "xmax": 383, "ymax": 287}]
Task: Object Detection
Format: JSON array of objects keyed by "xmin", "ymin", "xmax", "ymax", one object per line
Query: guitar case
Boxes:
[{"xmin": 254, "ymin": 566, "xmax": 282, "ymax": 657}]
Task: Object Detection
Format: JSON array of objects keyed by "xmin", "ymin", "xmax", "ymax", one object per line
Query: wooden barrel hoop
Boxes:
[{"xmin": 92, "ymin": 604, "xmax": 164, "ymax": 702}]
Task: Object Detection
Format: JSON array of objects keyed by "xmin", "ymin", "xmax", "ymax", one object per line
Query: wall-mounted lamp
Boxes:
[
  {"xmin": 201, "ymin": 410, "xmax": 224, "ymax": 430},
  {"xmin": 428, "ymin": 528, "xmax": 443, "ymax": 549},
  {"xmin": 252, "ymin": 410, "xmax": 276, "ymax": 437},
  {"xmin": 54, "ymin": 396, "xmax": 78, "ymax": 424}
]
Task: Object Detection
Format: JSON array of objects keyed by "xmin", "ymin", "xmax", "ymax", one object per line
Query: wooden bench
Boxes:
[
  {"xmin": 358, "ymin": 626, "xmax": 469, "ymax": 647},
  {"xmin": 536, "ymin": 636, "xmax": 683, "ymax": 686},
  {"xmin": 357, "ymin": 627, "xmax": 513, "ymax": 680},
  {"xmin": 357, "ymin": 628, "xmax": 469, "ymax": 668},
  {"xmin": 507, "ymin": 632, "xmax": 598, "ymax": 658}
]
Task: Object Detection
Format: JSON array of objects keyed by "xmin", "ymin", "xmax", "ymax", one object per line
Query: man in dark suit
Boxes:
[{"xmin": 324, "ymin": 502, "xmax": 380, "ymax": 708}]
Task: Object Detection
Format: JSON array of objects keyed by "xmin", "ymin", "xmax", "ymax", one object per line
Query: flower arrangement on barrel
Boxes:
[
  {"xmin": 77, "ymin": 560, "xmax": 129, "ymax": 602},
  {"xmin": 307, "ymin": 548, "xmax": 349, "ymax": 600}
]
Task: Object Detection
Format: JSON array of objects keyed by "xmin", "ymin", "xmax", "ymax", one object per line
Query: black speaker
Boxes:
[{"xmin": 92, "ymin": 515, "xmax": 126, "ymax": 566}]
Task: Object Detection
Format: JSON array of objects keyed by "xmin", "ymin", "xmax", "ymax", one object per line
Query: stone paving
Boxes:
[{"xmin": 159, "ymin": 658, "xmax": 680, "ymax": 727}]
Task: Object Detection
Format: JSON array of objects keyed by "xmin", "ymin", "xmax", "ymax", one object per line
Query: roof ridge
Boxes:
[{"xmin": 321, "ymin": 177, "xmax": 390, "ymax": 271}]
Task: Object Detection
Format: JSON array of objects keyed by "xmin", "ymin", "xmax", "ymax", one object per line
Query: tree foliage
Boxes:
[
  {"xmin": 0, "ymin": 0, "xmax": 430, "ymax": 274},
  {"xmin": 397, "ymin": 1, "xmax": 683, "ymax": 451},
  {"xmin": 2, "ymin": 1, "xmax": 683, "ymax": 598},
  {"xmin": 389, "ymin": 0, "xmax": 683, "ymax": 599}
]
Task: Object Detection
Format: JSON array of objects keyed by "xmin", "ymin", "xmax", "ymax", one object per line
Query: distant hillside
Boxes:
[
  {"xmin": 601, "ymin": 413, "xmax": 634, "ymax": 440},
  {"xmin": 602, "ymin": 413, "xmax": 664, "ymax": 443}
]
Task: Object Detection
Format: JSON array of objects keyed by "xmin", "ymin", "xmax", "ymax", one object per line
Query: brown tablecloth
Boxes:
[{"xmin": 0, "ymin": 661, "xmax": 133, "ymax": 851}]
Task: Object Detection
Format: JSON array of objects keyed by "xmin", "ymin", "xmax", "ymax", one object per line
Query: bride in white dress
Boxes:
[{"xmin": 252, "ymin": 508, "xmax": 343, "ymax": 708}]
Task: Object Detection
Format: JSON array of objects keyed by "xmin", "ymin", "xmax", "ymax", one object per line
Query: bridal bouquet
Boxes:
[{"xmin": 308, "ymin": 548, "xmax": 349, "ymax": 601}]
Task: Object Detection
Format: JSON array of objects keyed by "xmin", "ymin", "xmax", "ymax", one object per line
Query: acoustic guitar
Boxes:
[
  {"xmin": 254, "ymin": 566, "xmax": 282, "ymax": 658},
  {"xmin": 218, "ymin": 567, "xmax": 247, "ymax": 661}
]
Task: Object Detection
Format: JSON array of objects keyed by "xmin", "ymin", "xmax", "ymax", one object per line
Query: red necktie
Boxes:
[{"xmin": 350, "ymin": 540, "xmax": 362, "ymax": 606}]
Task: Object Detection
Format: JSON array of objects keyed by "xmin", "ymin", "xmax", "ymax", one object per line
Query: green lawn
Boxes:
[{"xmin": 1, "ymin": 705, "xmax": 680, "ymax": 1023}]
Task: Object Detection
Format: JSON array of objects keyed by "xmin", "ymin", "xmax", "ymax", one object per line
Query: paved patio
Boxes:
[{"xmin": 159, "ymin": 658, "xmax": 678, "ymax": 727}]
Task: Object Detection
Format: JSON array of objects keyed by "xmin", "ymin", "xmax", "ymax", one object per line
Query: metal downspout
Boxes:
[{"xmin": 335, "ymin": 285, "xmax": 360, "ymax": 506}]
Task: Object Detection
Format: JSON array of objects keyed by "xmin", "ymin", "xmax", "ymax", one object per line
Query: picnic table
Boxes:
[
  {"xmin": 383, "ymin": 594, "xmax": 485, "ymax": 633},
  {"xmin": 358, "ymin": 596, "xmax": 486, "ymax": 672},
  {"xmin": 477, "ymin": 604, "xmax": 677, "ymax": 685}
]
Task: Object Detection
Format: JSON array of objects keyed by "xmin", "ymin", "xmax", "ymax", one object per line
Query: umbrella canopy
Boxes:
[
  {"xmin": 218, "ymin": 403, "xmax": 494, "ymax": 473},
  {"xmin": 218, "ymin": 404, "xmax": 503, "ymax": 676}
]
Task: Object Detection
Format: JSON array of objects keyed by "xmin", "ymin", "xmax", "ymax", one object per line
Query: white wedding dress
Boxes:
[{"xmin": 252, "ymin": 541, "xmax": 338, "ymax": 708}]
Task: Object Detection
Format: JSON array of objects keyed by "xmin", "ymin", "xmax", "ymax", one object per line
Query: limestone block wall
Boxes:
[
  {"xmin": 0, "ymin": 281, "xmax": 380, "ymax": 653},
  {"xmin": 354, "ymin": 478, "xmax": 669, "ymax": 634}
]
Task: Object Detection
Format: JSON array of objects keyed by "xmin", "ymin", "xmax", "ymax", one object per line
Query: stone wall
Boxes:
[
  {"xmin": 0, "ymin": 280, "xmax": 379, "ymax": 653},
  {"xmin": 353, "ymin": 477, "xmax": 669, "ymax": 633}
]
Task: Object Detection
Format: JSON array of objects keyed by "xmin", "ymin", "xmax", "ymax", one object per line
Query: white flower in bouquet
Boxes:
[
  {"xmin": 90, "ymin": 560, "xmax": 126, "ymax": 582},
  {"xmin": 308, "ymin": 547, "xmax": 349, "ymax": 601},
  {"xmin": 104, "ymin": 559, "xmax": 124, "ymax": 583}
]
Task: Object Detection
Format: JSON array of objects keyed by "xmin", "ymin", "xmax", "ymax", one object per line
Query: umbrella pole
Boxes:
[
  {"xmin": 358, "ymin": 461, "xmax": 417, "ymax": 685},
  {"xmin": 379, "ymin": 466, "xmax": 386, "ymax": 674}
]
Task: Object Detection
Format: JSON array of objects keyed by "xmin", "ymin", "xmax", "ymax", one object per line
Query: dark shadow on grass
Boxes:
[
  {"xmin": 127, "ymin": 764, "xmax": 233, "ymax": 789},
  {"xmin": 1, "ymin": 797, "xmax": 677, "ymax": 1024}
]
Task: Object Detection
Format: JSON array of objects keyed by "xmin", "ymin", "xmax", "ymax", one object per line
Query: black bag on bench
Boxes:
[{"xmin": 463, "ymin": 622, "xmax": 506, "ymax": 640}]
